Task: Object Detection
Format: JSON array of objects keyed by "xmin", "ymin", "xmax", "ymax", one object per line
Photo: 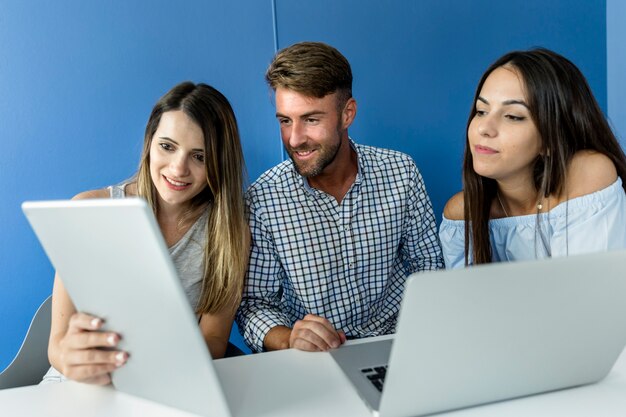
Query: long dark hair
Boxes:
[{"xmin": 463, "ymin": 48, "xmax": 626, "ymax": 265}]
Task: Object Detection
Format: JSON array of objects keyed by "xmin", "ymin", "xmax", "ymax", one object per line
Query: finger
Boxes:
[
  {"xmin": 290, "ymin": 337, "xmax": 324, "ymax": 352},
  {"xmin": 302, "ymin": 315, "xmax": 340, "ymax": 338},
  {"xmin": 65, "ymin": 349, "xmax": 128, "ymax": 367},
  {"xmin": 302, "ymin": 314, "xmax": 336, "ymax": 331},
  {"xmin": 63, "ymin": 331, "xmax": 121, "ymax": 350},
  {"xmin": 68, "ymin": 313, "xmax": 105, "ymax": 333},
  {"xmin": 338, "ymin": 330, "xmax": 347, "ymax": 344},
  {"xmin": 292, "ymin": 323, "xmax": 340, "ymax": 350},
  {"xmin": 83, "ymin": 373, "xmax": 113, "ymax": 386},
  {"xmin": 297, "ymin": 318, "xmax": 342, "ymax": 349},
  {"xmin": 64, "ymin": 363, "xmax": 118, "ymax": 384},
  {"xmin": 290, "ymin": 328, "xmax": 329, "ymax": 351}
]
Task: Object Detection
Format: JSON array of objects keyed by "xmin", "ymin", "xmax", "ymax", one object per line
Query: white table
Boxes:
[{"xmin": 2, "ymin": 337, "xmax": 626, "ymax": 417}]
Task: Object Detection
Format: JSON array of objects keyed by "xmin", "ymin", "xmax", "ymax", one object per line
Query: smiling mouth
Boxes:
[
  {"xmin": 164, "ymin": 175, "xmax": 190, "ymax": 188},
  {"xmin": 290, "ymin": 148, "xmax": 317, "ymax": 159}
]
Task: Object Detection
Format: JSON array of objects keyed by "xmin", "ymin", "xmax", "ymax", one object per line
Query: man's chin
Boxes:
[{"xmin": 293, "ymin": 161, "xmax": 320, "ymax": 178}]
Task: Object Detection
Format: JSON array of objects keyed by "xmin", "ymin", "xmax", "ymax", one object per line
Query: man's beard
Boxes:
[{"xmin": 286, "ymin": 131, "xmax": 343, "ymax": 178}]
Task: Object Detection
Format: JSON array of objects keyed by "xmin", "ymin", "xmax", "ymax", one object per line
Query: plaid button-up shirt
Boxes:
[{"xmin": 236, "ymin": 142, "xmax": 444, "ymax": 352}]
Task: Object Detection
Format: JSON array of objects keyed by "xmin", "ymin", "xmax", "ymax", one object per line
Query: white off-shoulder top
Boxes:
[{"xmin": 439, "ymin": 178, "xmax": 626, "ymax": 269}]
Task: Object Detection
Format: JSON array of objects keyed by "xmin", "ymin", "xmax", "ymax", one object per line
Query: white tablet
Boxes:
[{"xmin": 23, "ymin": 198, "xmax": 231, "ymax": 417}]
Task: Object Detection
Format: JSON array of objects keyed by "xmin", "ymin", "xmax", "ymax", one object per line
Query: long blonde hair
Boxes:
[{"xmin": 136, "ymin": 81, "xmax": 247, "ymax": 314}]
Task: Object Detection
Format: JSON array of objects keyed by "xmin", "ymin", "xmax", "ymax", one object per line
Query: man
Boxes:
[{"xmin": 236, "ymin": 42, "xmax": 443, "ymax": 353}]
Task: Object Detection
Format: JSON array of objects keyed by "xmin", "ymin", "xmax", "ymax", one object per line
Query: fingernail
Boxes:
[
  {"xmin": 107, "ymin": 335, "xmax": 117, "ymax": 346},
  {"xmin": 91, "ymin": 318, "xmax": 101, "ymax": 328},
  {"xmin": 115, "ymin": 352, "xmax": 126, "ymax": 365}
]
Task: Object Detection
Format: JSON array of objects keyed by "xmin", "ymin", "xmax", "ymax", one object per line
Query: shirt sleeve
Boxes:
[
  {"xmin": 235, "ymin": 191, "xmax": 292, "ymax": 353},
  {"xmin": 439, "ymin": 218, "xmax": 466, "ymax": 269},
  {"xmin": 399, "ymin": 162, "xmax": 445, "ymax": 272}
]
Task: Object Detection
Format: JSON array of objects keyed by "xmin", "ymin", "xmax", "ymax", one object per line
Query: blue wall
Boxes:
[
  {"xmin": 0, "ymin": 0, "xmax": 616, "ymax": 370},
  {"xmin": 608, "ymin": 0, "xmax": 626, "ymax": 146},
  {"xmin": 274, "ymin": 0, "xmax": 608, "ymax": 219},
  {"xmin": 0, "ymin": 0, "xmax": 277, "ymax": 365}
]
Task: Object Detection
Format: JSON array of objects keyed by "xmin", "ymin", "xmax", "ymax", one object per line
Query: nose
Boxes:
[
  {"xmin": 477, "ymin": 114, "xmax": 497, "ymax": 138},
  {"xmin": 170, "ymin": 153, "xmax": 190, "ymax": 177},
  {"xmin": 286, "ymin": 120, "xmax": 307, "ymax": 149}
]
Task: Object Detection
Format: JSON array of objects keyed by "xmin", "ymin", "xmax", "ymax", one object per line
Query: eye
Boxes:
[
  {"xmin": 159, "ymin": 142, "xmax": 174, "ymax": 151},
  {"xmin": 278, "ymin": 117, "xmax": 291, "ymax": 125},
  {"xmin": 193, "ymin": 153, "xmax": 205, "ymax": 163},
  {"xmin": 475, "ymin": 109, "xmax": 487, "ymax": 117},
  {"xmin": 305, "ymin": 117, "xmax": 319, "ymax": 124},
  {"xmin": 505, "ymin": 114, "xmax": 526, "ymax": 122}
]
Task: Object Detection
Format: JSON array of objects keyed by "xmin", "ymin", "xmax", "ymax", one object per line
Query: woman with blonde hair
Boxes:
[{"xmin": 43, "ymin": 81, "xmax": 249, "ymax": 384}]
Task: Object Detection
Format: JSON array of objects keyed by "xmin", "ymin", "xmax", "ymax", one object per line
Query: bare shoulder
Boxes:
[
  {"xmin": 443, "ymin": 191, "xmax": 465, "ymax": 221},
  {"xmin": 71, "ymin": 188, "xmax": 109, "ymax": 200},
  {"xmin": 566, "ymin": 150, "xmax": 617, "ymax": 199}
]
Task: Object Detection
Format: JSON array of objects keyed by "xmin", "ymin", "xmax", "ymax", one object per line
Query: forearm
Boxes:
[
  {"xmin": 236, "ymin": 301, "xmax": 293, "ymax": 352},
  {"xmin": 199, "ymin": 308, "xmax": 237, "ymax": 359},
  {"xmin": 263, "ymin": 326, "xmax": 292, "ymax": 351},
  {"xmin": 204, "ymin": 335, "xmax": 229, "ymax": 359},
  {"xmin": 48, "ymin": 274, "xmax": 75, "ymax": 373},
  {"xmin": 47, "ymin": 333, "xmax": 67, "ymax": 373}
]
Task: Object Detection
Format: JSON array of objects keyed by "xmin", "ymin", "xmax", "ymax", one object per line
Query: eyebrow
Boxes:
[
  {"xmin": 477, "ymin": 96, "xmax": 530, "ymax": 109},
  {"xmin": 275, "ymin": 110, "xmax": 327, "ymax": 119},
  {"xmin": 158, "ymin": 137, "xmax": 204, "ymax": 153}
]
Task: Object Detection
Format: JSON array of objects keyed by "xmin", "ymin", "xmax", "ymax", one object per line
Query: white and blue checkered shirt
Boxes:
[{"xmin": 236, "ymin": 142, "xmax": 443, "ymax": 352}]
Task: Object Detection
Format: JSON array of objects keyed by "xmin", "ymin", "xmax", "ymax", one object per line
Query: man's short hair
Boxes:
[{"xmin": 266, "ymin": 41, "xmax": 353, "ymax": 108}]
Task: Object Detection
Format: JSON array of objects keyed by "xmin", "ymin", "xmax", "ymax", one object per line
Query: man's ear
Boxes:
[{"xmin": 341, "ymin": 98, "xmax": 357, "ymax": 129}]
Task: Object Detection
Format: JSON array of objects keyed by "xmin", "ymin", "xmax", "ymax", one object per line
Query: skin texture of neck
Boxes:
[
  {"xmin": 156, "ymin": 196, "xmax": 203, "ymax": 247},
  {"xmin": 496, "ymin": 173, "xmax": 541, "ymax": 216}
]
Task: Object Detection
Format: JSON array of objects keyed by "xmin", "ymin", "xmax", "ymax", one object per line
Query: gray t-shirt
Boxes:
[
  {"xmin": 41, "ymin": 184, "xmax": 208, "ymax": 383},
  {"xmin": 108, "ymin": 183, "xmax": 209, "ymax": 309}
]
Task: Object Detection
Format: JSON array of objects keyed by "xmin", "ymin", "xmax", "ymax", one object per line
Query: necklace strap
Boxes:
[
  {"xmin": 497, "ymin": 191, "xmax": 545, "ymax": 217},
  {"xmin": 496, "ymin": 192, "xmax": 509, "ymax": 217}
]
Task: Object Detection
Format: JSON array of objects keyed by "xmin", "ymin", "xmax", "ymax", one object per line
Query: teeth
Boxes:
[
  {"xmin": 165, "ymin": 176, "xmax": 188, "ymax": 187},
  {"xmin": 296, "ymin": 150, "xmax": 313, "ymax": 156}
]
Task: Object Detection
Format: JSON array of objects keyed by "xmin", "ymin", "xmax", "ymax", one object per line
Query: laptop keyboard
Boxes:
[{"xmin": 361, "ymin": 365, "xmax": 388, "ymax": 392}]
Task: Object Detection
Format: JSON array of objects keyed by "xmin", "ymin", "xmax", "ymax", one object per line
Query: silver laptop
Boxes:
[
  {"xmin": 330, "ymin": 250, "xmax": 626, "ymax": 417},
  {"xmin": 22, "ymin": 198, "xmax": 231, "ymax": 417}
]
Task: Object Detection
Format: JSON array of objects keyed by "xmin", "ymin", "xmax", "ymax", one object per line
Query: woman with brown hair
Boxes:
[
  {"xmin": 43, "ymin": 81, "xmax": 249, "ymax": 384},
  {"xmin": 440, "ymin": 48, "xmax": 626, "ymax": 268}
]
